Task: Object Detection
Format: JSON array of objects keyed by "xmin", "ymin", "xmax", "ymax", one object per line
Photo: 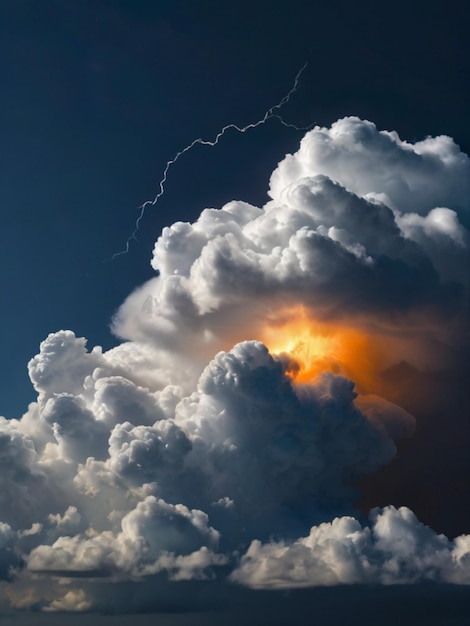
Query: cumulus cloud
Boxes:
[
  {"xmin": 111, "ymin": 120, "xmax": 469, "ymax": 379},
  {"xmin": 43, "ymin": 588, "xmax": 91, "ymax": 613},
  {"xmin": 0, "ymin": 336, "xmax": 416, "ymax": 610},
  {"xmin": 268, "ymin": 117, "xmax": 470, "ymax": 217},
  {"xmin": 231, "ymin": 506, "xmax": 470, "ymax": 588},
  {"xmin": 0, "ymin": 118, "xmax": 469, "ymax": 613},
  {"xmin": 27, "ymin": 495, "xmax": 220, "ymax": 577}
]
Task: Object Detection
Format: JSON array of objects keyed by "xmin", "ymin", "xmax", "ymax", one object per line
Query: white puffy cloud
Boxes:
[
  {"xmin": 27, "ymin": 495, "xmax": 220, "ymax": 579},
  {"xmin": 173, "ymin": 341, "xmax": 409, "ymax": 527},
  {"xmin": 231, "ymin": 506, "xmax": 470, "ymax": 588},
  {"xmin": 0, "ymin": 335, "xmax": 416, "ymax": 605},
  {"xmin": 1, "ymin": 118, "xmax": 469, "ymax": 612},
  {"xmin": 41, "ymin": 393, "xmax": 109, "ymax": 462},
  {"xmin": 91, "ymin": 376, "xmax": 165, "ymax": 427},
  {"xmin": 269, "ymin": 117, "xmax": 470, "ymax": 216},
  {"xmin": 28, "ymin": 331, "xmax": 104, "ymax": 403},
  {"xmin": 0, "ymin": 417, "xmax": 56, "ymax": 528},
  {"xmin": 106, "ymin": 419, "xmax": 191, "ymax": 482},
  {"xmin": 48, "ymin": 506, "xmax": 81, "ymax": 534},
  {"xmin": 43, "ymin": 588, "xmax": 91, "ymax": 612},
  {"xmin": 111, "ymin": 120, "xmax": 468, "ymax": 366}
]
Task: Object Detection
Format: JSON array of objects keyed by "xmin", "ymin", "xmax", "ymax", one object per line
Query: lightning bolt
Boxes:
[{"xmin": 112, "ymin": 61, "xmax": 312, "ymax": 260}]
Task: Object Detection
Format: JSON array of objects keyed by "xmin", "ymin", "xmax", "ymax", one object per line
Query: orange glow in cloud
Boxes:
[{"xmin": 261, "ymin": 307, "xmax": 382, "ymax": 392}]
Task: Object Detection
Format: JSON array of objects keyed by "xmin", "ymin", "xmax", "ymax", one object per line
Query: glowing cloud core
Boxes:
[{"xmin": 261, "ymin": 307, "xmax": 378, "ymax": 390}]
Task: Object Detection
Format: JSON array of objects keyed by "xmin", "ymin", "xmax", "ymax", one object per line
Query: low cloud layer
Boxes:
[
  {"xmin": 1, "ymin": 118, "xmax": 469, "ymax": 613},
  {"xmin": 231, "ymin": 506, "xmax": 470, "ymax": 588}
]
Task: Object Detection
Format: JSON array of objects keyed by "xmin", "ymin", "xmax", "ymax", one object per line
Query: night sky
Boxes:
[{"xmin": 1, "ymin": 0, "xmax": 469, "ymax": 623}]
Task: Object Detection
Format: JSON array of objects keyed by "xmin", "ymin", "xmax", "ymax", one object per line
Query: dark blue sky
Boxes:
[{"xmin": 1, "ymin": 0, "xmax": 468, "ymax": 419}]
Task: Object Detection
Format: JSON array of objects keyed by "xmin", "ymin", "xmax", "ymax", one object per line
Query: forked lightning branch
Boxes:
[{"xmin": 112, "ymin": 62, "xmax": 312, "ymax": 259}]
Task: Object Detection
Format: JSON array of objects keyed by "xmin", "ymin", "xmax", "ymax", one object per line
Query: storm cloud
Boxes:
[{"xmin": 1, "ymin": 118, "xmax": 469, "ymax": 613}]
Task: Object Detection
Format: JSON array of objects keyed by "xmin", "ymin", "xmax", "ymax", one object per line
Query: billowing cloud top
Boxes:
[
  {"xmin": 1, "ymin": 118, "xmax": 469, "ymax": 613},
  {"xmin": 113, "ymin": 118, "xmax": 468, "ymax": 363}
]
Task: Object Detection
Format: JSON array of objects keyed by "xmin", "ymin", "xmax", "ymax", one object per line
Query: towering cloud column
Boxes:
[{"xmin": 1, "ymin": 118, "xmax": 469, "ymax": 612}]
